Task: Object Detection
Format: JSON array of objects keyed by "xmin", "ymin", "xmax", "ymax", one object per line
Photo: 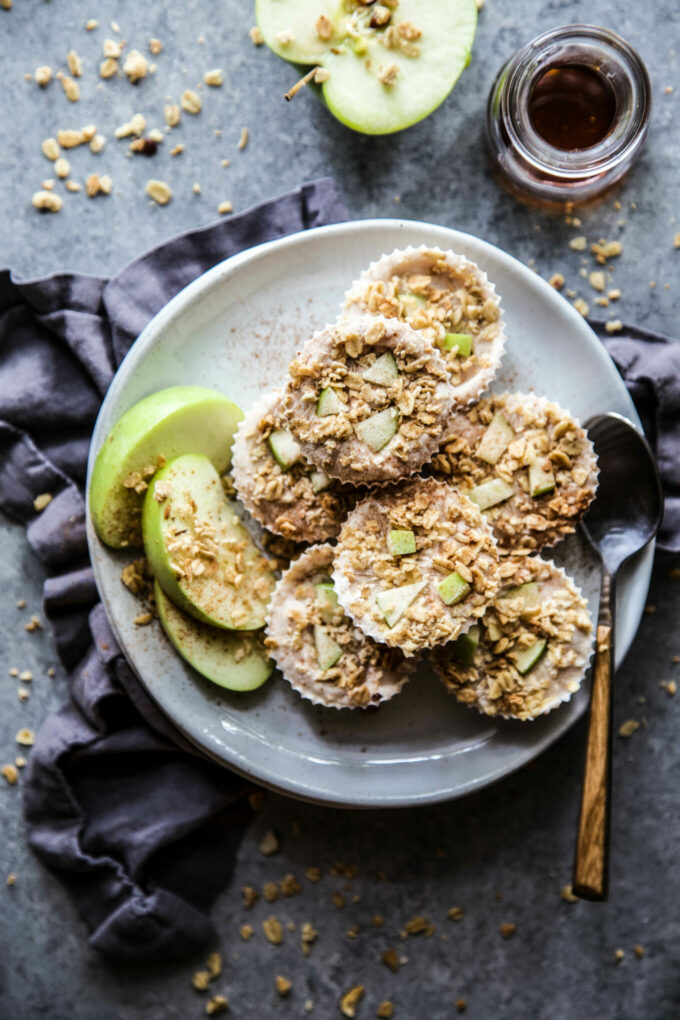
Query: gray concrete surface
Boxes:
[{"xmin": 1, "ymin": 1, "xmax": 679, "ymax": 1018}]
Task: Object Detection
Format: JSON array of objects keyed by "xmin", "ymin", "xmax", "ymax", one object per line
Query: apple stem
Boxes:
[{"xmin": 284, "ymin": 67, "xmax": 319, "ymax": 102}]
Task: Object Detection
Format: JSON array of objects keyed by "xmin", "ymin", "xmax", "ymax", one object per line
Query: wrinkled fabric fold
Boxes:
[{"xmin": 0, "ymin": 179, "xmax": 349, "ymax": 960}]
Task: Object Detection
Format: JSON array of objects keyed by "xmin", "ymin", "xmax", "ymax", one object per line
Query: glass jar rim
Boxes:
[{"xmin": 500, "ymin": 24, "xmax": 652, "ymax": 181}]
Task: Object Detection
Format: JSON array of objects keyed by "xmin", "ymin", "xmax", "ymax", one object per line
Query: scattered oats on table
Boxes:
[
  {"xmin": 249, "ymin": 25, "xmax": 264, "ymax": 45},
  {"xmin": 340, "ymin": 985, "xmax": 365, "ymax": 1019},
  {"xmin": 32, "ymin": 191, "xmax": 62, "ymax": 212},
  {"xmin": 569, "ymin": 236, "xmax": 587, "ymax": 251},
  {"xmin": 238, "ymin": 127, "xmax": 249, "ymax": 150},
  {"xmin": 275, "ymin": 975, "xmax": 292, "ymax": 997},
  {"xmin": 58, "ymin": 73, "xmax": 80, "ymax": 102},
  {"xmin": 35, "ymin": 65, "xmax": 53, "ymax": 87},
  {"xmin": 381, "ymin": 949, "xmax": 399, "ymax": 972},
  {"xmin": 205, "ymin": 996, "xmax": 228, "ymax": 1016},
  {"xmin": 239, "ymin": 923, "xmax": 254, "ymax": 941},
  {"xmin": 242, "ymin": 884, "xmax": 259, "ymax": 908},
  {"xmin": 181, "ymin": 89, "xmax": 202, "ymax": 114},
  {"xmin": 41, "ymin": 138, "xmax": 60, "ymax": 161},
  {"xmin": 124, "ymin": 50, "xmax": 149, "ymax": 83},
  {"xmin": 377, "ymin": 1002, "xmax": 394, "ymax": 1019},
  {"xmin": 165, "ymin": 103, "xmax": 181, "ymax": 127},
  {"xmin": 300, "ymin": 921, "xmax": 317, "ymax": 954},
  {"xmin": 206, "ymin": 952, "xmax": 221, "ymax": 978},
  {"xmin": 145, "ymin": 179, "xmax": 172, "ymax": 205},
  {"xmin": 561, "ymin": 884, "xmax": 578, "ymax": 902},
  {"xmin": 67, "ymin": 50, "xmax": 83, "ymax": 77},
  {"xmin": 217, "ymin": 201, "xmax": 233, "ymax": 215},
  {"xmin": 16, "ymin": 728, "xmax": 35, "ymax": 746},
  {"xmin": 2, "ymin": 764, "xmax": 19, "ymax": 786},
  {"xmin": 447, "ymin": 906, "xmax": 464, "ymax": 921},
  {"xmin": 614, "ymin": 948, "xmax": 625, "ymax": 963},
  {"xmin": 192, "ymin": 970, "xmax": 211, "ymax": 992},
  {"xmin": 263, "ymin": 881, "xmax": 279, "ymax": 902},
  {"xmin": 149, "ymin": 37, "xmax": 163, "ymax": 55},
  {"xmin": 500, "ymin": 922, "xmax": 516, "ymax": 939},
  {"xmin": 618, "ymin": 719, "xmax": 639, "ymax": 738},
  {"xmin": 259, "ymin": 829, "xmax": 279, "ymax": 855},
  {"xmin": 205, "ymin": 69, "xmax": 223, "ymax": 87},
  {"xmin": 262, "ymin": 916, "xmax": 284, "ymax": 945}
]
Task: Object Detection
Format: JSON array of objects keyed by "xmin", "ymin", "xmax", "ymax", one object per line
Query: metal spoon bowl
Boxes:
[{"xmin": 573, "ymin": 412, "xmax": 663, "ymax": 901}]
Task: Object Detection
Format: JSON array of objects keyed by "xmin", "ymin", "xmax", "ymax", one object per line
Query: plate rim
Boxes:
[{"xmin": 86, "ymin": 217, "xmax": 654, "ymax": 808}]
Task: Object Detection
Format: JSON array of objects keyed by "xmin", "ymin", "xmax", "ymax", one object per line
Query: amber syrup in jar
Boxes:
[
  {"xmin": 486, "ymin": 26, "xmax": 651, "ymax": 208},
  {"xmin": 528, "ymin": 63, "xmax": 617, "ymax": 151}
]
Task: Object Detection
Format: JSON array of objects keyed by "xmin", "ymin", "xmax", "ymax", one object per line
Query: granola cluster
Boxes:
[
  {"xmin": 232, "ymin": 392, "xmax": 359, "ymax": 544},
  {"xmin": 333, "ymin": 479, "xmax": 501, "ymax": 656},
  {"xmin": 344, "ymin": 247, "xmax": 505, "ymax": 403},
  {"xmin": 265, "ymin": 545, "xmax": 412, "ymax": 709},
  {"xmin": 431, "ymin": 392, "xmax": 598, "ymax": 552},
  {"xmin": 433, "ymin": 557, "xmax": 593, "ymax": 720},
  {"xmin": 280, "ymin": 314, "xmax": 454, "ymax": 484}
]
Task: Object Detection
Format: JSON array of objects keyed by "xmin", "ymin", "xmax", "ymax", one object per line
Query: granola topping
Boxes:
[
  {"xmin": 265, "ymin": 544, "xmax": 412, "ymax": 708},
  {"xmin": 280, "ymin": 315, "xmax": 454, "ymax": 484},
  {"xmin": 344, "ymin": 246, "xmax": 504, "ymax": 403},
  {"xmin": 433, "ymin": 557, "xmax": 593, "ymax": 720},
  {"xmin": 333, "ymin": 478, "xmax": 501, "ymax": 655},
  {"xmin": 232, "ymin": 391, "xmax": 358, "ymax": 544},
  {"xmin": 431, "ymin": 392, "xmax": 598, "ymax": 553}
]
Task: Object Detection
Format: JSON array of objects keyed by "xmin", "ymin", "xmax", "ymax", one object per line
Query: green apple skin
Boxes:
[
  {"xmin": 453, "ymin": 624, "xmax": 480, "ymax": 666},
  {"xmin": 529, "ymin": 460, "xmax": 556, "ymax": 497},
  {"xmin": 388, "ymin": 529, "xmax": 416, "ymax": 556},
  {"xmin": 90, "ymin": 386, "xmax": 243, "ymax": 549},
  {"xmin": 436, "ymin": 571, "xmax": 471, "ymax": 607},
  {"xmin": 155, "ymin": 583, "xmax": 273, "ymax": 692},
  {"xmin": 268, "ymin": 429, "xmax": 302, "ymax": 470},
  {"xmin": 468, "ymin": 478, "xmax": 515, "ymax": 511},
  {"xmin": 314, "ymin": 624, "xmax": 344, "ymax": 670},
  {"xmin": 509, "ymin": 638, "xmax": 547, "ymax": 675},
  {"xmin": 257, "ymin": 0, "xmax": 477, "ymax": 136},
  {"xmin": 143, "ymin": 454, "xmax": 275, "ymax": 631},
  {"xmin": 441, "ymin": 333, "xmax": 474, "ymax": 358}
]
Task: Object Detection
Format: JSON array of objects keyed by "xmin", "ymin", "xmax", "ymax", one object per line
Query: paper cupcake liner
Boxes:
[
  {"xmin": 342, "ymin": 245, "xmax": 506, "ymax": 408},
  {"xmin": 265, "ymin": 543, "xmax": 413, "ymax": 710},
  {"xmin": 279, "ymin": 313, "xmax": 455, "ymax": 487},
  {"xmin": 432, "ymin": 556, "xmax": 595, "ymax": 721}
]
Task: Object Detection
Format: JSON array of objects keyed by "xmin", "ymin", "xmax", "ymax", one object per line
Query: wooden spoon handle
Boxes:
[{"xmin": 573, "ymin": 570, "xmax": 615, "ymax": 900}]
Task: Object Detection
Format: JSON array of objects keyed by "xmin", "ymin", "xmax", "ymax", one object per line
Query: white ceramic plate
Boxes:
[{"xmin": 86, "ymin": 220, "xmax": 653, "ymax": 807}]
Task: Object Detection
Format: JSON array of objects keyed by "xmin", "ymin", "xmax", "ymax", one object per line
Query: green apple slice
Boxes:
[
  {"xmin": 436, "ymin": 571, "xmax": 471, "ymax": 606},
  {"xmin": 376, "ymin": 580, "xmax": 426, "ymax": 629},
  {"xmin": 89, "ymin": 386, "xmax": 243, "ymax": 549},
  {"xmin": 310, "ymin": 469, "xmax": 331, "ymax": 494},
  {"xmin": 317, "ymin": 385, "xmax": 346, "ymax": 417},
  {"xmin": 257, "ymin": 0, "xmax": 478, "ymax": 136},
  {"xmin": 362, "ymin": 352, "xmax": 399, "ymax": 387},
  {"xmin": 388, "ymin": 529, "xmax": 416, "ymax": 556},
  {"xmin": 355, "ymin": 406, "xmax": 399, "ymax": 452},
  {"xmin": 529, "ymin": 459, "xmax": 556, "ymax": 497},
  {"xmin": 477, "ymin": 415, "xmax": 514, "ymax": 465},
  {"xmin": 155, "ymin": 582, "xmax": 273, "ymax": 692},
  {"xmin": 440, "ymin": 333, "xmax": 474, "ymax": 358},
  {"xmin": 315, "ymin": 581, "xmax": 339, "ymax": 623},
  {"xmin": 321, "ymin": 1, "xmax": 478, "ymax": 135},
  {"xmin": 269, "ymin": 429, "xmax": 302, "ymax": 470},
  {"xmin": 509, "ymin": 638, "xmax": 547, "ymax": 675},
  {"xmin": 453, "ymin": 624, "xmax": 480, "ymax": 666},
  {"xmin": 143, "ymin": 453, "xmax": 276, "ymax": 630},
  {"xmin": 498, "ymin": 581, "xmax": 540, "ymax": 613},
  {"xmin": 468, "ymin": 478, "xmax": 515, "ymax": 511},
  {"xmin": 314, "ymin": 624, "xmax": 344, "ymax": 671},
  {"xmin": 255, "ymin": 0, "xmax": 344, "ymax": 64}
]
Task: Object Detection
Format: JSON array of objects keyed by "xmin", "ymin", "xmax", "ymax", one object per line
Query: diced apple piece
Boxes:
[
  {"xmin": 436, "ymin": 571, "xmax": 471, "ymax": 606},
  {"xmin": 143, "ymin": 454, "xmax": 276, "ymax": 630},
  {"xmin": 89, "ymin": 385, "xmax": 243, "ymax": 549},
  {"xmin": 399, "ymin": 291, "xmax": 427, "ymax": 315},
  {"xmin": 362, "ymin": 352, "xmax": 399, "ymax": 387},
  {"xmin": 317, "ymin": 385, "xmax": 346, "ymax": 417},
  {"xmin": 355, "ymin": 406, "xmax": 399, "ymax": 452},
  {"xmin": 155, "ymin": 583, "xmax": 273, "ymax": 692},
  {"xmin": 476, "ymin": 415, "xmax": 514, "ymax": 465},
  {"xmin": 376, "ymin": 580, "xmax": 426, "ymax": 629},
  {"xmin": 315, "ymin": 582, "xmax": 339, "ymax": 623},
  {"xmin": 310, "ymin": 469, "xmax": 331, "ymax": 494},
  {"xmin": 468, "ymin": 478, "xmax": 515, "ymax": 511},
  {"xmin": 314, "ymin": 624, "xmax": 344, "ymax": 671},
  {"xmin": 498, "ymin": 581, "xmax": 540, "ymax": 612},
  {"xmin": 440, "ymin": 332, "xmax": 474, "ymax": 358},
  {"xmin": 388, "ymin": 529, "xmax": 416, "ymax": 556},
  {"xmin": 269, "ymin": 429, "xmax": 302, "ymax": 471},
  {"xmin": 509, "ymin": 638, "xmax": 547, "ymax": 675},
  {"xmin": 453, "ymin": 624, "xmax": 480, "ymax": 666},
  {"xmin": 529, "ymin": 459, "xmax": 556, "ymax": 497}
]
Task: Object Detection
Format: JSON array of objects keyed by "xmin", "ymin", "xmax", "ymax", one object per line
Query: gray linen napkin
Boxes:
[
  {"xmin": 0, "ymin": 183, "xmax": 677, "ymax": 960},
  {"xmin": 0, "ymin": 178, "xmax": 348, "ymax": 961}
]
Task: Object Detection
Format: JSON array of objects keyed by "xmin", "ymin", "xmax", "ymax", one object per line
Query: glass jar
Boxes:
[{"xmin": 486, "ymin": 25, "xmax": 652, "ymax": 208}]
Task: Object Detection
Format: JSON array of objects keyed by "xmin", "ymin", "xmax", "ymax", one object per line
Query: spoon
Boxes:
[{"xmin": 573, "ymin": 412, "xmax": 663, "ymax": 901}]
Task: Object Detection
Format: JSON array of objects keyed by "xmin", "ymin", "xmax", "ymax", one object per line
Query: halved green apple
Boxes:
[
  {"xmin": 256, "ymin": 0, "xmax": 478, "ymax": 136},
  {"xmin": 143, "ymin": 453, "xmax": 276, "ymax": 630},
  {"xmin": 89, "ymin": 386, "xmax": 242, "ymax": 549},
  {"xmin": 155, "ymin": 582, "xmax": 273, "ymax": 692}
]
